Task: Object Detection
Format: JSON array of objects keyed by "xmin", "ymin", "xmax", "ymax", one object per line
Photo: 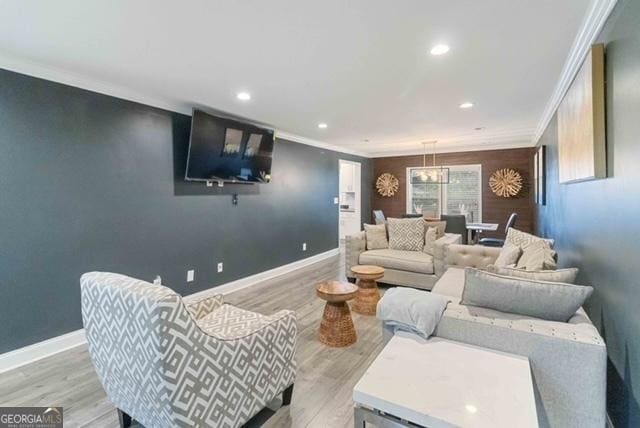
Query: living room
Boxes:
[{"xmin": 0, "ymin": 0, "xmax": 638, "ymax": 427}]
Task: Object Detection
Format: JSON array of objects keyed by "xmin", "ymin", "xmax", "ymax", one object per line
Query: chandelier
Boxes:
[{"xmin": 410, "ymin": 141, "xmax": 449, "ymax": 184}]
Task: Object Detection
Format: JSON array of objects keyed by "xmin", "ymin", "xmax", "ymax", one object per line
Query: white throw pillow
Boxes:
[
  {"xmin": 423, "ymin": 227, "xmax": 438, "ymax": 256},
  {"xmin": 387, "ymin": 218, "xmax": 425, "ymax": 251},
  {"xmin": 487, "ymin": 266, "xmax": 579, "ymax": 284},
  {"xmin": 517, "ymin": 240, "xmax": 557, "ymax": 271},
  {"xmin": 364, "ymin": 223, "xmax": 388, "ymax": 250},
  {"xmin": 494, "ymin": 243, "xmax": 522, "ymax": 267}
]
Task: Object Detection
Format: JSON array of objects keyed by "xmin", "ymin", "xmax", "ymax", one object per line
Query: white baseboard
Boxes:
[
  {"xmin": 184, "ymin": 248, "xmax": 340, "ymax": 301},
  {"xmin": 0, "ymin": 329, "xmax": 87, "ymax": 374},
  {"xmin": 0, "ymin": 248, "xmax": 340, "ymax": 374}
]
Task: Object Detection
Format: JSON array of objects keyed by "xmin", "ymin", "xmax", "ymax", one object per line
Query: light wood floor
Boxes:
[{"xmin": 0, "ymin": 253, "xmax": 386, "ymax": 427}]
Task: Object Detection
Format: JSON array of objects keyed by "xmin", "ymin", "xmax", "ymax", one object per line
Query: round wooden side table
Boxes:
[
  {"xmin": 316, "ymin": 281, "xmax": 358, "ymax": 347},
  {"xmin": 350, "ymin": 265, "xmax": 385, "ymax": 316}
]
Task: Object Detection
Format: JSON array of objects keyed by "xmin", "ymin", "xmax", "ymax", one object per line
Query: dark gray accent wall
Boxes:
[
  {"xmin": 0, "ymin": 69, "xmax": 372, "ymax": 354},
  {"xmin": 536, "ymin": 1, "xmax": 640, "ymax": 425}
]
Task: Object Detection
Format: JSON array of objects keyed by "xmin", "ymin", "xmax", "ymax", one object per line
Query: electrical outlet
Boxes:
[
  {"xmin": 187, "ymin": 270, "xmax": 195, "ymax": 282},
  {"xmin": 302, "ymin": 242, "xmax": 307, "ymax": 251},
  {"xmin": 217, "ymin": 262, "xmax": 223, "ymax": 273},
  {"xmin": 153, "ymin": 275, "xmax": 162, "ymax": 285},
  {"xmin": 333, "ymin": 197, "xmax": 339, "ymax": 204}
]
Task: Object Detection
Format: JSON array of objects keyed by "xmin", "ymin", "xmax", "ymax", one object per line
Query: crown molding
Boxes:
[
  {"xmin": 275, "ymin": 131, "xmax": 369, "ymax": 157},
  {"xmin": 533, "ymin": 0, "xmax": 618, "ymax": 143},
  {"xmin": 0, "ymin": 52, "xmax": 367, "ymax": 157},
  {"xmin": 368, "ymin": 139, "xmax": 534, "ymax": 158}
]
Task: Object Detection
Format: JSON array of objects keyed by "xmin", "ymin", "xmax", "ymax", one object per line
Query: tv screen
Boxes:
[{"xmin": 185, "ymin": 109, "xmax": 274, "ymax": 183}]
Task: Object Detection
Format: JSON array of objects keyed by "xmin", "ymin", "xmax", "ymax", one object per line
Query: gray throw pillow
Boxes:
[
  {"xmin": 364, "ymin": 223, "xmax": 388, "ymax": 250},
  {"xmin": 494, "ymin": 243, "xmax": 521, "ymax": 267},
  {"xmin": 486, "ymin": 266, "xmax": 579, "ymax": 284},
  {"xmin": 461, "ymin": 268, "xmax": 593, "ymax": 322},
  {"xmin": 387, "ymin": 218, "xmax": 425, "ymax": 251}
]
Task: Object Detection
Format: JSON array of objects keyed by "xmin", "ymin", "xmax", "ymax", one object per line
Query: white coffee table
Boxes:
[{"xmin": 353, "ymin": 332, "xmax": 538, "ymax": 427}]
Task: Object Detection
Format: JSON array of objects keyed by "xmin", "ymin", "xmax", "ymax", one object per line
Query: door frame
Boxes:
[{"xmin": 338, "ymin": 159, "xmax": 362, "ymax": 241}]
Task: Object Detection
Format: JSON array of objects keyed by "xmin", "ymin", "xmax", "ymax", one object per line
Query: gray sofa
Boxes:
[
  {"xmin": 382, "ymin": 244, "xmax": 606, "ymax": 428},
  {"xmin": 345, "ymin": 231, "xmax": 461, "ymax": 290}
]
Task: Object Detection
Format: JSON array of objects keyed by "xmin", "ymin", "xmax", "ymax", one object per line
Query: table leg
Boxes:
[
  {"xmin": 353, "ymin": 278, "xmax": 381, "ymax": 316},
  {"xmin": 319, "ymin": 301, "xmax": 357, "ymax": 347}
]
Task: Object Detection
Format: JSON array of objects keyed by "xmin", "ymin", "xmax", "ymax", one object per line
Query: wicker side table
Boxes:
[
  {"xmin": 316, "ymin": 281, "xmax": 358, "ymax": 347},
  {"xmin": 351, "ymin": 265, "xmax": 385, "ymax": 316}
]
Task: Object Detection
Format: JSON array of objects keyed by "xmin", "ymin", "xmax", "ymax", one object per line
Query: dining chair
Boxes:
[
  {"xmin": 440, "ymin": 214, "xmax": 468, "ymax": 245},
  {"xmin": 479, "ymin": 212, "xmax": 518, "ymax": 247},
  {"xmin": 373, "ymin": 210, "xmax": 386, "ymax": 224}
]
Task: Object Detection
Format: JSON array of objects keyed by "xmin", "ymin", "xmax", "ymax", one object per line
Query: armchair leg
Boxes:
[
  {"xmin": 282, "ymin": 383, "xmax": 294, "ymax": 406},
  {"xmin": 117, "ymin": 409, "xmax": 132, "ymax": 428},
  {"xmin": 347, "ymin": 277, "xmax": 356, "ymax": 284}
]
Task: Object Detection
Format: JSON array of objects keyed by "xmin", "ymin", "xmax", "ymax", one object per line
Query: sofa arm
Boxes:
[
  {"xmin": 433, "ymin": 233, "xmax": 462, "ymax": 277},
  {"xmin": 444, "ymin": 244, "xmax": 501, "ymax": 270},
  {"xmin": 184, "ymin": 294, "xmax": 224, "ymax": 320},
  {"xmin": 345, "ymin": 231, "xmax": 366, "ymax": 278}
]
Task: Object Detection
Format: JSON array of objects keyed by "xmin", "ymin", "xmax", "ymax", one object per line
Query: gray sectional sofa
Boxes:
[
  {"xmin": 345, "ymin": 231, "xmax": 461, "ymax": 289},
  {"xmin": 382, "ymin": 244, "xmax": 606, "ymax": 428}
]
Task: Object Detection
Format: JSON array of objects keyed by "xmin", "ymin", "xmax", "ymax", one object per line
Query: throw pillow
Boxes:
[
  {"xmin": 494, "ymin": 243, "xmax": 522, "ymax": 267},
  {"xmin": 461, "ymin": 268, "xmax": 593, "ymax": 322},
  {"xmin": 423, "ymin": 227, "xmax": 438, "ymax": 255},
  {"xmin": 425, "ymin": 220, "xmax": 447, "ymax": 239},
  {"xmin": 506, "ymin": 227, "xmax": 555, "ymax": 250},
  {"xmin": 364, "ymin": 223, "xmax": 388, "ymax": 250},
  {"xmin": 487, "ymin": 266, "xmax": 579, "ymax": 284},
  {"xmin": 387, "ymin": 218, "xmax": 425, "ymax": 251},
  {"xmin": 516, "ymin": 240, "xmax": 557, "ymax": 271}
]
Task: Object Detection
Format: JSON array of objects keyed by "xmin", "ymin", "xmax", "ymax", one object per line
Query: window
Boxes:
[{"xmin": 406, "ymin": 165, "xmax": 482, "ymax": 222}]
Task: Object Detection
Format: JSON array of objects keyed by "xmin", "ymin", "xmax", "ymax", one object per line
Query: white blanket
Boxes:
[{"xmin": 376, "ymin": 288, "xmax": 451, "ymax": 339}]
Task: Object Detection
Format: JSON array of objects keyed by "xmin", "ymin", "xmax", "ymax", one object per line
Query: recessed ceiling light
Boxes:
[
  {"xmin": 318, "ymin": 123, "xmax": 328, "ymax": 129},
  {"xmin": 465, "ymin": 404, "xmax": 478, "ymax": 414},
  {"xmin": 430, "ymin": 44, "xmax": 450, "ymax": 56},
  {"xmin": 459, "ymin": 102, "xmax": 474, "ymax": 109},
  {"xmin": 236, "ymin": 92, "xmax": 251, "ymax": 101}
]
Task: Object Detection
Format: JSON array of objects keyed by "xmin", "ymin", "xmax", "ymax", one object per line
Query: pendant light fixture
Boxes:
[{"xmin": 410, "ymin": 141, "xmax": 450, "ymax": 184}]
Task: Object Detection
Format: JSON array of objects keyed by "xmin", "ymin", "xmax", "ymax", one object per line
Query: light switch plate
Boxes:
[
  {"xmin": 302, "ymin": 243, "xmax": 307, "ymax": 251},
  {"xmin": 217, "ymin": 262, "xmax": 223, "ymax": 273},
  {"xmin": 333, "ymin": 197, "xmax": 339, "ymax": 204},
  {"xmin": 187, "ymin": 270, "xmax": 195, "ymax": 282}
]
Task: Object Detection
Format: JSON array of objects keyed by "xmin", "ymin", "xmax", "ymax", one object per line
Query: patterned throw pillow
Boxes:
[
  {"xmin": 364, "ymin": 223, "xmax": 388, "ymax": 250},
  {"xmin": 425, "ymin": 220, "xmax": 447, "ymax": 239},
  {"xmin": 516, "ymin": 240, "xmax": 557, "ymax": 271},
  {"xmin": 387, "ymin": 218, "xmax": 425, "ymax": 251},
  {"xmin": 506, "ymin": 228, "xmax": 554, "ymax": 250},
  {"xmin": 423, "ymin": 227, "xmax": 438, "ymax": 255},
  {"xmin": 494, "ymin": 243, "xmax": 522, "ymax": 267}
]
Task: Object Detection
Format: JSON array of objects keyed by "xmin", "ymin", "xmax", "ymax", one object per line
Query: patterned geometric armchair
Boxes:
[{"xmin": 80, "ymin": 272, "xmax": 297, "ymax": 428}]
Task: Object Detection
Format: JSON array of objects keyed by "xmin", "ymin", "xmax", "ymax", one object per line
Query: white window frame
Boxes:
[{"xmin": 406, "ymin": 164, "xmax": 482, "ymax": 222}]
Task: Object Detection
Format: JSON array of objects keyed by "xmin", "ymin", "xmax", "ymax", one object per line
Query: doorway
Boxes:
[{"xmin": 338, "ymin": 159, "xmax": 362, "ymax": 241}]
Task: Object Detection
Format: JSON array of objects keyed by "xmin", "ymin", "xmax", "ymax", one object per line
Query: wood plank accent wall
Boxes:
[{"xmin": 372, "ymin": 147, "xmax": 536, "ymax": 238}]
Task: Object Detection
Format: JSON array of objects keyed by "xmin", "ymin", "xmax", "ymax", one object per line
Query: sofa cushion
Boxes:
[
  {"xmin": 487, "ymin": 266, "xmax": 579, "ymax": 284},
  {"xmin": 364, "ymin": 223, "xmax": 388, "ymax": 250},
  {"xmin": 387, "ymin": 217, "xmax": 425, "ymax": 251},
  {"xmin": 359, "ymin": 249, "xmax": 434, "ymax": 274},
  {"xmin": 432, "ymin": 267, "xmax": 466, "ymax": 301},
  {"xmin": 461, "ymin": 268, "xmax": 593, "ymax": 322}
]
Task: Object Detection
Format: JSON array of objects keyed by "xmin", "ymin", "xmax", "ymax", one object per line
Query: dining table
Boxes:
[{"xmin": 466, "ymin": 222, "xmax": 499, "ymax": 244}]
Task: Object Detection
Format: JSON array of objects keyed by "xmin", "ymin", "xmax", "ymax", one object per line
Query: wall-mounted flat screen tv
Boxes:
[{"xmin": 185, "ymin": 109, "xmax": 274, "ymax": 183}]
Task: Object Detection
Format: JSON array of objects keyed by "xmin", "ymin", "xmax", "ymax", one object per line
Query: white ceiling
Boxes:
[{"xmin": 0, "ymin": 0, "xmax": 593, "ymax": 156}]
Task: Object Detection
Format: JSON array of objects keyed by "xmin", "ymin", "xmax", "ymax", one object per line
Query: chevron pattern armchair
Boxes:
[{"xmin": 80, "ymin": 272, "xmax": 297, "ymax": 428}]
